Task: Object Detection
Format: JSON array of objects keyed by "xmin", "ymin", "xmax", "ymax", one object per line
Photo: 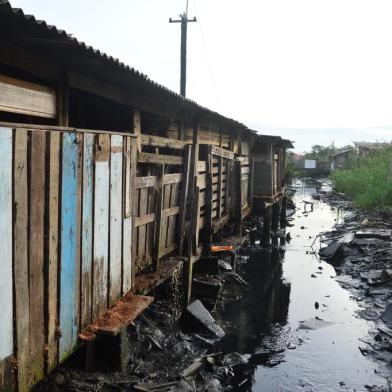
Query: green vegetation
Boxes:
[{"xmin": 330, "ymin": 148, "xmax": 392, "ymax": 209}]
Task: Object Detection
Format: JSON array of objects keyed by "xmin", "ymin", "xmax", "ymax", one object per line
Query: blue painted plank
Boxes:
[
  {"xmin": 81, "ymin": 134, "xmax": 94, "ymax": 329},
  {"xmin": 59, "ymin": 132, "xmax": 79, "ymax": 361},
  {"xmin": 0, "ymin": 127, "xmax": 13, "ymax": 391}
]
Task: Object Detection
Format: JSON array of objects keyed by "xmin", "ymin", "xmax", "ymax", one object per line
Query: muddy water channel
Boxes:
[
  {"xmin": 215, "ymin": 180, "xmax": 389, "ymax": 391},
  {"xmin": 37, "ymin": 180, "xmax": 391, "ymax": 392}
]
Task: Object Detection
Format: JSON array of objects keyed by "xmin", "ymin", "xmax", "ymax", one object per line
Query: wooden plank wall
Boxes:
[
  {"xmin": 135, "ymin": 135, "xmax": 186, "ymax": 273},
  {"xmin": 0, "ymin": 126, "xmax": 137, "ymax": 391},
  {"xmin": 0, "ymin": 123, "xmax": 262, "ymax": 391}
]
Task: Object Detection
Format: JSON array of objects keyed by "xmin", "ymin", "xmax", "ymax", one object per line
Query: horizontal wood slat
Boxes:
[
  {"xmin": 211, "ymin": 145, "xmax": 234, "ymax": 160},
  {"xmin": 138, "ymin": 152, "xmax": 183, "ymax": 165},
  {"xmin": 141, "ymin": 134, "xmax": 186, "ymax": 149}
]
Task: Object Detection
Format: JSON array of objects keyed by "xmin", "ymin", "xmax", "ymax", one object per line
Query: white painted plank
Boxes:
[
  {"xmin": 0, "ymin": 128, "xmax": 13, "ymax": 362},
  {"xmin": 109, "ymin": 135, "xmax": 123, "ymax": 304}
]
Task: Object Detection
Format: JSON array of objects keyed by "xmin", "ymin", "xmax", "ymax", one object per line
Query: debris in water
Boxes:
[
  {"xmin": 355, "ymin": 229, "xmax": 392, "ymax": 241},
  {"xmin": 298, "ymin": 318, "xmax": 335, "ymax": 330},
  {"xmin": 218, "ymin": 259, "xmax": 233, "ymax": 271}
]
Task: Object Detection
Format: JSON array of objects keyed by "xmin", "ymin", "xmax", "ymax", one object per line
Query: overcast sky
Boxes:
[{"xmin": 10, "ymin": 0, "xmax": 392, "ymax": 151}]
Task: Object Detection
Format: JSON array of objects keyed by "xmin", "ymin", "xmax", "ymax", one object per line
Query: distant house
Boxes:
[
  {"xmin": 329, "ymin": 148, "xmax": 354, "ymax": 170},
  {"xmin": 354, "ymin": 142, "xmax": 388, "ymax": 156}
]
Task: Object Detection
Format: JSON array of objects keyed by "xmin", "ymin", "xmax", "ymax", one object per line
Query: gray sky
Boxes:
[{"xmin": 10, "ymin": 0, "xmax": 392, "ymax": 151}]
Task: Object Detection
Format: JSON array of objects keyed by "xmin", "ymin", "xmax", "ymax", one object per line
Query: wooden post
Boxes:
[
  {"xmin": 263, "ymin": 204, "xmax": 272, "ymax": 246},
  {"xmin": 205, "ymin": 145, "xmax": 213, "ymax": 245},
  {"xmin": 57, "ymin": 72, "xmax": 69, "ymax": 127},
  {"xmin": 133, "ymin": 108, "xmax": 142, "ymax": 152},
  {"xmin": 184, "ymin": 119, "xmax": 199, "ymax": 304},
  {"xmin": 248, "ymin": 156, "xmax": 254, "ymax": 211},
  {"xmin": 217, "ymin": 129, "xmax": 223, "ymax": 218},
  {"xmin": 153, "ymin": 164, "xmax": 164, "ymax": 271},
  {"xmin": 234, "ymin": 159, "xmax": 242, "ymax": 235},
  {"xmin": 129, "ymin": 138, "xmax": 138, "ymax": 287},
  {"xmin": 178, "ymin": 145, "xmax": 192, "ymax": 255}
]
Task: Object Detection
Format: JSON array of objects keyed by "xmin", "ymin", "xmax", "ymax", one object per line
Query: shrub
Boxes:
[{"xmin": 330, "ymin": 148, "xmax": 392, "ymax": 210}]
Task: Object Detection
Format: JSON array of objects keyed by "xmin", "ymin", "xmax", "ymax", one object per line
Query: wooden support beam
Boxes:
[
  {"xmin": 234, "ymin": 159, "xmax": 242, "ymax": 236},
  {"xmin": 133, "ymin": 108, "xmax": 142, "ymax": 152},
  {"xmin": 129, "ymin": 138, "xmax": 138, "ymax": 287},
  {"xmin": 57, "ymin": 73, "xmax": 69, "ymax": 126},
  {"xmin": 204, "ymin": 146, "xmax": 213, "ymax": 245},
  {"xmin": 141, "ymin": 134, "xmax": 186, "ymax": 150},
  {"xmin": 248, "ymin": 156, "xmax": 254, "ymax": 210},
  {"xmin": 152, "ymin": 165, "xmax": 164, "ymax": 271},
  {"xmin": 184, "ymin": 120, "xmax": 199, "ymax": 304},
  {"xmin": 178, "ymin": 145, "xmax": 191, "ymax": 255},
  {"xmin": 210, "ymin": 145, "xmax": 234, "ymax": 160},
  {"xmin": 138, "ymin": 152, "xmax": 183, "ymax": 165}
]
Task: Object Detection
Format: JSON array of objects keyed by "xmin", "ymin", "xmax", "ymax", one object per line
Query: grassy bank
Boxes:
[{"xmin": 330, "ymin": 148, "xmax": 392, "ymax": 209}]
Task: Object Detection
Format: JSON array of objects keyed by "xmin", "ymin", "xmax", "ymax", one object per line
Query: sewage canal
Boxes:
[
  {"xmin": 36, "ymin": 180, "xmax": 390, "ymax": 392},
  {"xmin": 215, "ymin": 180, "xmax": 388, "ymax": 391}
]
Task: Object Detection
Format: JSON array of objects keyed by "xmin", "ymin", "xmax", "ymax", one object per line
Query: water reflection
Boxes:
[{"xmin": 213, "ymin": 179, "xmax": 388, "ymax": 391}]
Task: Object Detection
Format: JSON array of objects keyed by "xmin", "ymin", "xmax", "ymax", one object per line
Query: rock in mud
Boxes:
[
  {"xmin": 182, "ymin": 300, "xmax": 225, "ymax": 339},
  {"xmin": 381, "ymin": 304, "xmax": 392, "ymax": 326},
  {"xmin": 319, "ymin": 242, "xmax": 346, "ymax": 262}
]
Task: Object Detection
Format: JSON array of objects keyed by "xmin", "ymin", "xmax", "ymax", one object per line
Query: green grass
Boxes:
[{"xmin": 330, "ymin": 148, "xmax": 392, "ymax": 210}]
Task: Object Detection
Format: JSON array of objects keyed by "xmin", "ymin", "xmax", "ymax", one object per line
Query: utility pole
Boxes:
[{"xmin": 169, "ymin": 1, "xmax": 196, "ymax": 97}]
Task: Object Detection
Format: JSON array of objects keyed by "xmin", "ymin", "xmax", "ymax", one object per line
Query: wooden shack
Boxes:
[
  {"xmin": 251, "ymin": 135, "xmax": 293, "ymax": 201},
  {"xmin": 0, "ymin": 2, "xmax": 289, "ymax": 391}
]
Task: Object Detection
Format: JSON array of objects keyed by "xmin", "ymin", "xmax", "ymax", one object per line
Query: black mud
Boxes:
[{"xmin": 34, "ymin": 179, "xmax": 392, "ymax": 392}]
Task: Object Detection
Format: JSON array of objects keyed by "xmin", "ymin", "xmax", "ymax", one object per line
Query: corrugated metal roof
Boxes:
[{"xmin": 0, "ymin": 0, "xmax": 256, "ymax": 134}]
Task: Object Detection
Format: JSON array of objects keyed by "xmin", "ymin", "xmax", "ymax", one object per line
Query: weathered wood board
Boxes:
[
  {"xmin": 93, "ymin": 134, "xmax": 110, "ymax": 319},
  {"xmin": 0, "ymin": 74, "xmax": 56, "ymax": 118},
  {"xmin": 59, "ymin": 132, "xmax": 80, "ymax": 361},
  {"xmin": 0, "ymin": 128, "xmax": 14, "ymax": 391},
  {"xmin": 109, "ymin": 135, "xmax": 123, "ymax": 305},
  {"xmin": 123, "ymin": 137, "xmax": 133, "ymax": 293},
  {"xmin": 13, "ymin": 129, "xmax": 30, "ymax": 391},
  {"xmin": 29, "ymin": 131, "xmax": 46, "ymax": 382},
  {"xmin": 81, "ymin": 133, "xmax": 94, "ymax": 329},
  {"xmin": 47, "ymin": 131, "xmax": 60, "ymax": 372}
]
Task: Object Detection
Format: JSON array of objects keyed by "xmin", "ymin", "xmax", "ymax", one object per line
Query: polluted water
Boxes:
[{"xmin": 213, "ymin": 179, "xmax": 389, "ymax": 391}]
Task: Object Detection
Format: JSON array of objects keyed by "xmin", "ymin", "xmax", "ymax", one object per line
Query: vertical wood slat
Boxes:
[
  {"xmin": 109, "ymin": 135, "xmax": 123, "ymax": 306},
  {"xmin": 204, "ymin": 147, "xmax": 213, "ymax": 245},
  {"xmin": 160, "ymin": 183, "xmax": 171, "ymax": 250},
  {"xmin": 217, "ymin": 156, "xmax": 223, "ymax": 218},
  {"xmin": 138, "ymin": 187, "xmax": 148, "ymax": 260},
  {"xmin": 234, "ymin": 159, "xmax": 242, "ymax": 234},
  {"xmin": 145, "ymin": 186, "xmax": 156, "ymax": 260},
  {"xmin": 47, "ymin": 131, "xmax": 60, "ymax": 372},
  {"xmin": 29, "ymin": 131, "xmax": 46, "ymax": 382},
  {"xmin": 178, "ymin": 145, "xmax": 191, "ymax": 255},
  {"xmin": 248, "ymin": 157, "xmax": 254, "ymax": 210},
  {"xmin": 13, "ymin": 129, "xmax": 30, "ymax": 392},
  {"xmin": 167, "ymin": 182, "xmax": 178, "ymax": 246},
  {"xmin": 59, "ymin": 132, "xmax": 80, "ymax": 361},
  {"xmin": 129, "ymin": 138, "xmax": 138, "ymax": 286},
  {"xmin": 122, "ymin": 137, "xmax": 132, "ymax": 293},
  {"xmin": 153, "ymin": 164, "xmax": 164, "ymax": 270},
  {"xmin": 0, "ymin": 128, "xmax": 14, "ymax": 392},
  {"xmin": 81, "ymin": 134, "xmax": 94, "ymax": 329},
  {"xmin": 93, "ymin": 134, "xmax": 110, "ymax": 319}
]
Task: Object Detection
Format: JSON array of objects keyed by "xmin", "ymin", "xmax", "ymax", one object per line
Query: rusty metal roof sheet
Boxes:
[{"xmin": 0, "ymin": 0, "xmax": 256, "ymax": 133}]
